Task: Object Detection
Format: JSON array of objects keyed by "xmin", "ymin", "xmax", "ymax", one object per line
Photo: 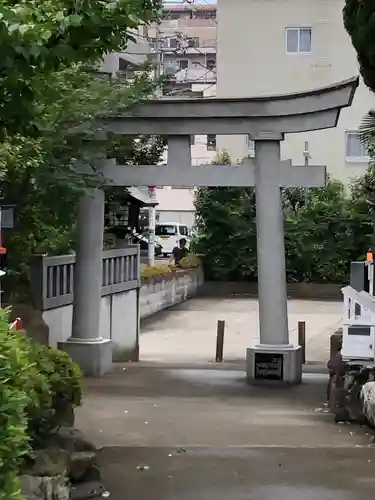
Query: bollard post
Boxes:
[
  {"xmin": 298, "ymin": 321, "xmax": 306, "ymax": 364},
  {"xmin": 215, "ymin": 320, "xmax": 225, "ymax": 362}
]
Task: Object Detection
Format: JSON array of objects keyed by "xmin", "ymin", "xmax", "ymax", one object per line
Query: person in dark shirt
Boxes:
[
  {"xmin": 326, "ymin": 345, "xmax": 344, "ymax": 403},
  {"xmin": 171, "ymin": 238, "xmax": 188, "ymax": 266}
]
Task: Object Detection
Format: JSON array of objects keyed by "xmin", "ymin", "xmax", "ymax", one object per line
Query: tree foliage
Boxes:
[
  {"xmin": 194, "ymin": 154, "xmax": 373, "ymax": 283},
  {"xmin": 0, "ymin": 66, "xmax": 165, "ymax": 297},
  {"xmin": 343, "ymin": 0, "xmax": 375, "ymax": 93},
  {"xmin": 0, "ymin": 0, "xmax": 162, "ymax": 135},
  {"xmin": 0, "ymin": 0, "xmax": 167, "ymax": 297}
]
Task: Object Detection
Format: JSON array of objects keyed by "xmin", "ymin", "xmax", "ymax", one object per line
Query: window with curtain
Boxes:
[{"xmin": 345, "ymin": 131, "xmax": 369, "ymax": 161}]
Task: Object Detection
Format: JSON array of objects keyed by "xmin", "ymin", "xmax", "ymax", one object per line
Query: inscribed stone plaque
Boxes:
[{"xmin": 254, "ymin": 352, "xmax": 283, "ymax": 381}]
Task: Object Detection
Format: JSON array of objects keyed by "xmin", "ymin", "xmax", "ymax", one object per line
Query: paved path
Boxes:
[
  {"xmin": 77, "ymin": 364, "xmax": 375, "ymax": 500},
  {"xmin": 139, "ymin": 297, "xmax": 342, "ymax": 364},
  {"xmin": 75, "ymin": 297, "xmax": 375, "ymax": 500}
]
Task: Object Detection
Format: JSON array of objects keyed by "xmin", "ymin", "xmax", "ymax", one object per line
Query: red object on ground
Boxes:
[
  {"xmin": 0, "ymin": 247, "xmax": 6, "ymax": 254},
  {"xmin": 10, "ymin": 317, "xmax": 23, "ymax": 331}
]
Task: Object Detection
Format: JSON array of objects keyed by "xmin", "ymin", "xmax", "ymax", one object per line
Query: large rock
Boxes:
[
  {"xmin": 25, "ymin": 448, "xmax": 70, "ymax": 477},
  {"xmin": 21, "ymin": 427, "xmax": 100, "ymax": 498},
  {"xmin": 360, "ymin": 381, "xmax": 375, "ymax": 427},
  {"xmin": 69, "ymin": 451, "xmax": 97, "ymax": 481},
  {"xmin": 20, "ymin": 474, "xmax": 70, "ymax": 500},
  {"xmin": 44, "ymin": 427, "xmax": 98, "ymax": 481},
  {"xmin": 48, "ymin": 427, "xmax": 97, "ymax": 453}
]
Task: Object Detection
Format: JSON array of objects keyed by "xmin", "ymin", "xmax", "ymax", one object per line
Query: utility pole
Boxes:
[
  {"xmin": 154, "ymin": 26, "xmax": 163, "ymax": 96},
  {"xmin": 147, "ymin": 27, "xmax": 162, "ymax": 266}
]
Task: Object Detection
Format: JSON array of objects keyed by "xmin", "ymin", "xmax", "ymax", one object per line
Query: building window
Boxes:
[
  {"xmin": 188, "ymin": 37, "xmax": 200, "ymax": 48},
  {"xmin": 192, "ymin": 61, "xmax": 202, "ymax": 69},
  {"xmin": 285, "ymin": 28, "xmax": 312, "ymax": 54},
  {"xmin": 247, "ymin": 136, "xmax": 255, "ymax": 158},
  {"xmin": 207, "ymin": 134, "xmax": 216, "ymax": 151},
  {"xmin": 169, "ymin": 13, "xmax": 180, "ymax": 20},
  {"xmin": 206, "ymin": 59, "xmax": 216, "ymax": 71},
  {"xmin": 169, "ymin": 38, "xmax": 178, "ymax": 49},
  {"xmin": 345, "ymin": 131, "xmax": 370, "ymax": 162},
  {"xmin": 178, "ymin": 59, "xmax": 189, "ymax": 70},
  {"xmin": 149, "ymin": 37, "xmax": 157, "ymax": 48}
]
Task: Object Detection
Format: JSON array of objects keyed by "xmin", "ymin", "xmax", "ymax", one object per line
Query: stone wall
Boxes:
[
  {"xmin": 42, "ymin": 288, "xmax": 139, "ymax": 362},
  {"xmin": 15, "ymin": 268, "xmax": 203, "ymax": 360},
  {"xmin": 140, "ymin": 268, "xmax": 204, "ymax": 320}
]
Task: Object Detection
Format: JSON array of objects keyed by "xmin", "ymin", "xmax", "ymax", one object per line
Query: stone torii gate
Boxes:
[{"xmin": 60, "ymin": 76, "xmax": 359, "ymax": 382}]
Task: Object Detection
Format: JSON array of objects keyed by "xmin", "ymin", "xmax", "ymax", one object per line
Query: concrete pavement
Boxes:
[
  {"xmin": 75, "ymin": 297, "xmax": 375, "ymax": 500},
  {"xmin": 76, "ymin": 364, "xmax": 375, "ymax": 500},
  {"xmin": 139, "ymin": 297, "xmax": 342, "ymax": 364}
]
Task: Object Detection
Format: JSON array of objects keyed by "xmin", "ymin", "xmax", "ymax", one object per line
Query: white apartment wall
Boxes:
[{"xmin": 216, "ymin": 0, "xmax": 373, "ymax": 183}]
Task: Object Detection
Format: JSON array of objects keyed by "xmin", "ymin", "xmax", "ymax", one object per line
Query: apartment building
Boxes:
[
  {"xmin": 147, "ymin": 2, "xmax": 218, "ymax": 226},
  {"xmin": 216, "ymin": 0, "xmax": 373, "ymax": 184},
  {"xmin": 99, "ymin": 28, "xmax": 151, "ymax": 78}
]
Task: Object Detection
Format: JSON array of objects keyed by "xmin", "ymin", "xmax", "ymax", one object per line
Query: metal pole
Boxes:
[
  {"xmin": 298, "ymin": 321, "xmax": 306, "ymax": 364},
  {"xmin": 215, "ymin": 320, "xmax": 225, "ymax": 362},
  {"xmin": 154, "ymin": 27, "xmax": 163, "ymax": 97},
  {"xmin": 146, "ymin": 28, "xmax": 161, "ymax": 267},
  {"xmin": 148, "ymin": 187, "xmax": 156, "ymax": 266},
  {"xmin": 303, "ymin": 141, "xmax": 311, "ymax": 167}
]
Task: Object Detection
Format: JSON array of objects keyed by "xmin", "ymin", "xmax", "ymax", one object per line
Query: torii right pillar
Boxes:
[{"xmin": 246, "ymin": 133, "xmax": 300, "ymax": 384}]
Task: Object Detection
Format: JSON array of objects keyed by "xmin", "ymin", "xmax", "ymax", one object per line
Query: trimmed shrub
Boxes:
[
  {"xmin": 26, "ymin": 343, "xmax": 83, "ymax": 448},
  {"xmin": 141, "ymin": 264, "xmax": 175, "ymax": 280},
  {"xmin": 0, "ymin": 308, "xmax": 32, "ymax": 500},
  {"xmin": 179, "ymin": 254, "xmax": 201, "ymax": 269}
]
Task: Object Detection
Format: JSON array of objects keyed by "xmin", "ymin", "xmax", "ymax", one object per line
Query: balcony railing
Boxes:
[
  {"xmin": 159, "ymin": 18, "xmax": 217, "ymax": 29},
  {"xmin": 173, "ymin": 68, "xmax": 216, "ymax": 84}
]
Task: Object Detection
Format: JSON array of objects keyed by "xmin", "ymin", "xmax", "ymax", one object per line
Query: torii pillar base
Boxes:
[
  {"xmin": 58, "ymin": 337, "xmax": 112, "ymax": 377},
  {"xmin": 246, "ymin": 345, "xmax": 302, "ymax": 385}
]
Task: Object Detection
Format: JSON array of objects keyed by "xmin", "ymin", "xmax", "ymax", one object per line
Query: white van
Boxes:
[{"xmin": 155, "ymin": 222, "xmax": 190, "ymax": 257}]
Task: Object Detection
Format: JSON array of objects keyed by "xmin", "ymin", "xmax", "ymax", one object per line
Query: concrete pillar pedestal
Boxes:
[
  {"xmin": 246, "ymin": 345, "xmax": 302, "ymax": 385},
  {"xmin": 59, "ymin": 337, "xmax": 112, "ymax": 377}
]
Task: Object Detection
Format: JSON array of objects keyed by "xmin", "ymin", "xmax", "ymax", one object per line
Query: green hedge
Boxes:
[
  {"xmin": 0, "ymin": 308, "xmax": 83, "ymax": 499},
  {"xmin": 194, "ymin": 166, "xmax": 374, "ymax": 283},
  {"xmin": 26, "ymin": 343, "xmax": 82, "ymax": 448},
  {"xmin": 0, "ymin": 309, "xmax": 32, "ymax": 500}
]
